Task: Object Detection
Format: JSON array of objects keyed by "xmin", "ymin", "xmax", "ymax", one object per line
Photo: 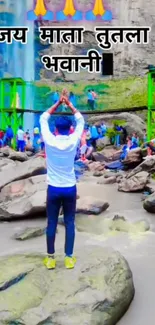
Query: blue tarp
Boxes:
[{"xmin": 105, "ymin": 160, "xmax": 124, "ymax": 170}]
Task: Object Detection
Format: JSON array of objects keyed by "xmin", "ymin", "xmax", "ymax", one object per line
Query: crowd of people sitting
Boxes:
[{"xmin": 0, "ymin": 121, "xmax": 154, "ymax": 161}]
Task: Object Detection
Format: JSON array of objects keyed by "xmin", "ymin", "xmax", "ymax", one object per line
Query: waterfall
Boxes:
[{"xmin": 0, "ymin": 0, "xmax": 35, "ymax": 134}]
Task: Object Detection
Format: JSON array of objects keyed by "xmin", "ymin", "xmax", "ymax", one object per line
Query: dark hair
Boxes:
[
  {"xmin": 19, "ymin": 125, "xmax": 22, "ymax": 129},
  {"xmin": 55, "ymin": 116, "xmax": 72, "ymax": 135}
]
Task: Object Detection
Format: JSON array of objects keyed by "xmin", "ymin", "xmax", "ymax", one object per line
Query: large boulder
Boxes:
[
  {"xmin": 127, "ymin": 156, "xmax": 155, "ymax": 179},
  {"xmin": 76, "ymin": 196, "xmax": 109, "ymax": 215},
  {"xmin": 13, "ymin": 226, "xmax": 46, "ymax": 240},
  {"xmin": 88, "ymin": 112, "xmax": 145, "ymax": 138},
  {"xmin": 0, "ymin": 247, "xmax": 135, "ymax": 325},
  {"xmin": 0, "ymin": 156, "xmax": 46, "ymax": 190},
  {"xmin": 0, "ymin": 175, "xmax": 84, "ymax": 220},
  {"xmin": 143, "ymin": 193, "xmax": 155, "ymax": 213},
  {"xmin": 0, "ymin": 147, "xmax": 28, "ymax": 161},
  {"xmin": 123, "ymin": 148, "xmax": 143, "ymax": 166},
  {"xmin": 92, "ymin": 152, "xmax": 108, "ymax": 162},
  {"xmin": 118, "ymin": 171, "xmax": 149, "ymax": 192},
  {"xmin": 93, "ymin": 147, "xmax": 121, "ymax": 163},
  {"xmin": 87, "ymin": 161, "xmax": 105, "ymax": 172},
  {"xmin": 0, "ymin": 175, "xmax": 47, "ymax": 220},
  {"xmin": 96, "ymin": 136, "xmax": 110, "ymax": 149},
  {"xmin": 8, "ymin": 151, "xmax": 28, "ymax": 162}
]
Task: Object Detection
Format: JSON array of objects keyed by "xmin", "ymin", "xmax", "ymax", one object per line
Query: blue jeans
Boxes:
[
  {"xmin": 46, "ymin": 185, "xmax": 77, "ymax": 256},
  {"xmin": 17, "ymin": 140, "xmax": 25, "ymax": 152}
]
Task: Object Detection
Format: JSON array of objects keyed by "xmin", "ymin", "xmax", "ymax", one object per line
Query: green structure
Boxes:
[
  {"xmin": 147, "ymin": 67, "xmax": 155, "ymax": 141},
  {"xmin": 0, "ymin": 78, "xmax": 26, "ymax": 147}
]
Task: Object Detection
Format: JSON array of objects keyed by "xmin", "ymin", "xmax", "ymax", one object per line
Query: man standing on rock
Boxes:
[{"xmin": 40, "ymin": 93, "xmax": 84, "ymax": 269}]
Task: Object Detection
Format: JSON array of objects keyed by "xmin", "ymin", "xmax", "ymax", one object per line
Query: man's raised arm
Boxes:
[
  {"xmin": 40, "ymin": 100, "xmax": 61, "ymax": 145},
  {"xmin": 65, "ymin": 99, "xmax": 84, "ymax": 140}
]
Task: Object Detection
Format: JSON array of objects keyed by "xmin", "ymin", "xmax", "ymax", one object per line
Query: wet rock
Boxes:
[
  {"xmin": 9, "ymin": 151, "xmax": 28, "ymax": 162},
  {"xmin": 113, "ymin": 215, "xmax": 126, "ymax": 221},
  {"xmin": 143, "ymin": 193, "xmax": 155, "ymax": 213},
  {"xmin": 141, "ymin": 191, "xmax": 150, "ymax": 201},
  {"xmin": 0, "ymin": 247, "xmax": 135, "ymax": 325},
  {"xmin": 93, "ymin": 171, "xmax": 103, "ymax": 177},
  {"xmin": 76, "ymin": 196, "xmax": 109, "ymax": 215},
  {"xmin": 97, "ymin": 175, "xmax": 117, "ymax": 185},
  {"xmin": 145, "ymin": 179, "xmax": 155, "ymax": 194},
  {"xmin": 118, "ymin": 171, "xmax": 149, "ymax": 192},
  {"xmin": 0, "ymin": 156, "xmax": 46, "ymax": 190},
  {"xmin": 123, "ymin": 148, "xmax": 142, "ymax": 166},
  {"xmin": 127, "ymin": 156, "xmax": 155, "ymax": 179},
  {"xmin": 13, "ymin": 226, "xmax": 46, "ymax": 240}
]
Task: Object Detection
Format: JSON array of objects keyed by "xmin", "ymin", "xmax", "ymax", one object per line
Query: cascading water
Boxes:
[{"xmin": 0, "ymin": 0, "xmax": 35, "ymax": 134}]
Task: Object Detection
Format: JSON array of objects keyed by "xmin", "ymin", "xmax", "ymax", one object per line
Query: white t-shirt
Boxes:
[
  {"xmin": 40, "ymin": 112, "xmax": 85, "ymax": 187},
  {"xmin": 17, "ymin": 129, "xmax": 24, "ymax": 141}
]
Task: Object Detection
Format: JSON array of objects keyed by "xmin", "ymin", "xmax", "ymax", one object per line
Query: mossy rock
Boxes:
[{"xmin": 0, "ymin": 247, "xmax": 134, "ymax": 325}]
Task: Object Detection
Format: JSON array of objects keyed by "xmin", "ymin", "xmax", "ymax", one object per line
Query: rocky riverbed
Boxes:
[{"xmin": 1, "ymin": 147, "xmax": 155, "ymax": 324}]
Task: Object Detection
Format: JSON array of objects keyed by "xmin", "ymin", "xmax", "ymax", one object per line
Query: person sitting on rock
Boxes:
[
  {"xmin": 40, "ymin": 92, "xmax": 84, "ymax": 270},
  {"xmin": 131, "ymin": 132, "xmax": 139, "ymax": 146},
  {"xmin": 143, "ymin": 138, "xmax": 155, "ymax": 156},
  {"xmin": 120, "ymin": 138, "xmax": 130, "ymax": 160},
  {"xmin": 119, "ymin": 136, "xmax": 134, "ymax": 161},
  {"xmin": 130, "ymin": 139, "xmax": 139, "ymax": 149},
  {"xmin": 25, "ymin": 136, "xmax": 33, "ymax": 152}
]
